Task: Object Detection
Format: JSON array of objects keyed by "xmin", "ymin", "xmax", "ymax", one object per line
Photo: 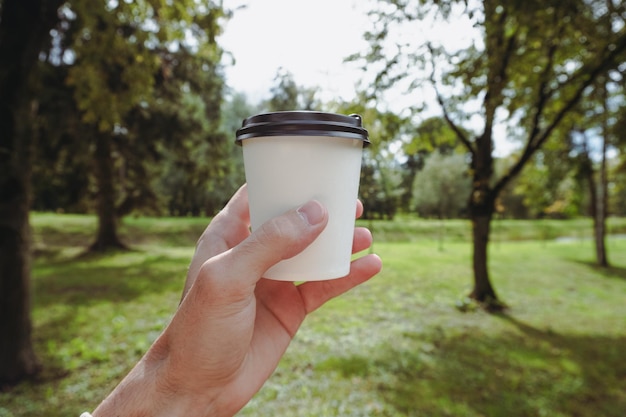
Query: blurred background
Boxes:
[
  {"xmin": 17, "ymin": 1, "xmax": 626, "ymax": 224},
  {"xmin": 1, "ymin": 0, "xmax": 625, "ymax": 415}
]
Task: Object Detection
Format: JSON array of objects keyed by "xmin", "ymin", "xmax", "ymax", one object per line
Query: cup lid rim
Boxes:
[{"xmin": 235, "ymin": 111, "xmax": 370, "ymax": 146}]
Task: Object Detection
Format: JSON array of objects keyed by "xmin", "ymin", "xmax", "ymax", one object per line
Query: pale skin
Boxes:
[{"xmin": 91, "ymin": 185, "xmax": 382, "ymax": 417}]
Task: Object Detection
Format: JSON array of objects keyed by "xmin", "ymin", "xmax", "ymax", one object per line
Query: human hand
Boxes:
[{"xmin": 91, "ymin": 184, "xmax": 382, "ymax": 417}]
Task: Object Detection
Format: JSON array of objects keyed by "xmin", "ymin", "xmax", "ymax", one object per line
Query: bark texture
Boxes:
[
  {"xmin": 0, "ymin": 0, "xmax": 63, "ymax": 385},
  {"xmin": 89, "ymin": 131, "xmax": 126, "ymax": 252}
]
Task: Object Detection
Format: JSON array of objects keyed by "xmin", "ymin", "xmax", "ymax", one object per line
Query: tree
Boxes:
[
  {"xmin": 412, "ymin": 150, "xmax": 471, "ymax": 218},
  {"xmin": 32, "ymin": 46, "xmax": 231, "ymax": 219},
  {"xmin": 30, "ymin": 64, "xmax": 91, "ymax": 213},
  {"xmin": 331, "ymin": 97, "xmax": 408, "ymax": 219},
  {"xmin": 575, "ymin": 131, "xmax": 609, "ymax": 264},
  {"xmin": 358, "ymin": 0, "xmax": 626, "ymax": 308},
  {"xmin": 125, "ymin": 44, "xmax": 230, "ymax": 218},
  {"xmin": 67, "ymin": 0, "xmax": 224, "ymax": 250},
  {"xmin": 38, "ymin": 0, "xmax": 228, "ymax": 247},
  {"xmin": 578, "ymin": 74, "xmax": 625, "ymax": 267},
  {"xmin": 0, "ymin": 0, "xmax": 64, "ymax": 385},
  {"xmin": 401, "ymin": 117, "xmax": 467, "ymax": 212},
  {"xmin": 208, "ymin": 91, "xmax": 260, "ymax": 208},
  {"xmin": 547, "ymin": 61, "xmax": 625, "ymax": 265},
  {"xmin": 0, "ymin": 0, "xmax": 229, "ymax": 384},
  {"xmin": 263, "ymin": 69, "xmax": 321, "ymax": 112},
  {"xmin": 511, "ymin": 145, "xmax": 583, "ymax": 219},
  {"xmin": 358, "ymin": 151, "xmax": 404, "ymax": 220},
  {"xmin": 609, "ymin": 105, "xmax": 626, "ymax": 216}
]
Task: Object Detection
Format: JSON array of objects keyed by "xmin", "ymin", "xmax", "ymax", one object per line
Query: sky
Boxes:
[
  {"xmin": 218, "ymin": 0, "xmax": 373, "ymax": 103},
  {"xmin": 217, "ymin": 0, "xmax": 518, "ymax": 156}
]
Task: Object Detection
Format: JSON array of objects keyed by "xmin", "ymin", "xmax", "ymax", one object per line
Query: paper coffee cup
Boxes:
[{"xmin": 235, "ymin": 111, "xmax": 370, "ymax": 281}]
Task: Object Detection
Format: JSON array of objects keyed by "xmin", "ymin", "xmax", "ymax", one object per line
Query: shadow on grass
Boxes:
[
  {"xmin": 30, "ymin": 307, "xmax": 80, "ymax": 384},
  {"xmin": 27, "ymin": 250, "xmax": 188, "ymax": 385},
  {"xmin": 33, "ymin": 248, "xmax": 188, "ymax": 308},
  {"xmin": 317, "ymin": 317, "xmax": 626, "ymax": 417},
  {"xmin": 34, "ymin": 220, "xmax": 206, "ymax": 250},
  {"xmin": 574, "ymin": 260, "xmax": 626, "ymax": 281}
]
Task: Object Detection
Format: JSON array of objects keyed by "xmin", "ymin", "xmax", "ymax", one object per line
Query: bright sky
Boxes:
[{"xmin": 218, "ymin": 0, "xmax": 372, "ymax": 103}]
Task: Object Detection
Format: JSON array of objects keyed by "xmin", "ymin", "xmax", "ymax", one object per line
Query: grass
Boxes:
[{"xmin": 1, "ymin": 214, "xmax": 625, "ymax": 416}]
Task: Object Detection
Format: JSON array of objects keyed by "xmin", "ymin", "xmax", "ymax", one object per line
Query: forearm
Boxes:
[{"xmin": 91, "ymin": 343, "xmax": 219, "ymax": 417}]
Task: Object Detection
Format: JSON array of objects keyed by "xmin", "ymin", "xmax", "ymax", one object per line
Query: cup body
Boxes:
[{"xmin": 236, "ymin": 112, "xmax": 369, "ymax": 281}]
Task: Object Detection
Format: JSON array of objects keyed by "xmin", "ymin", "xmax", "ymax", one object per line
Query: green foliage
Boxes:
[
  {"xmin": 330, "ymin": 98, "xmax": 410, "ymax": 219},
  {"xmin": 610, "ymin": 159, "xmax": 626, "ymax": 216},
  {"xmin": 356, "ymin": 0, "xmax": 626, "ymax": 300},
  {"xmin": 511, "ymin": 150, "xmax": 585, "ymax": 218},
  {"xmin": 358, "ymin": 0, "xmax": 626, "ymax": 194},
  {"xmin": 359, "ymin": 152, "xmax": 404, "ymax": 220},
  {"xmin": 412, "ymin": 150, "xmax": 471, "ymax": 218},
  {"xmin": 66, "ymin": 0, "xmax": 225, "ymax": 132},
  {"xmin": 403, "ymin": 117, "xmax": 462, "ymax": 155},
  {"xmin": 263, "ymin": 69, "xmax": 321, "ymax": 112},
  {"xmin": 402, "ymin": 117, "xmax": 471, "ymax": 214},
  {"xmin": 2, "ymin": 214, "xmax": 626, "ymax": 416},
  {"xmin": 30, "ymin": 64, "xmax": 92, "ymax": 213},
  {"xmin": 31, "ymin": 0, "xmax": 231, "ymax": 217}
]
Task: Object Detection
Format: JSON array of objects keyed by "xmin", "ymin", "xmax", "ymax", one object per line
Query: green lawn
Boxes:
[{"xmin": 1, "ymin": 214, "xmax": 625, "ymax": 416}]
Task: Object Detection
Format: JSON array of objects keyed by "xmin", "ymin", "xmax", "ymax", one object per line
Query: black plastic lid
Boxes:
[{"xmin": 235, "ymin": 111, "xmax": 370, "ymax": 146}]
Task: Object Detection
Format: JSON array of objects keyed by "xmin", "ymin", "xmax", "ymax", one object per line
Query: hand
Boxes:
[{"xmin": 92, "ymin": 184, "xmax": 382, "ymax": 417}]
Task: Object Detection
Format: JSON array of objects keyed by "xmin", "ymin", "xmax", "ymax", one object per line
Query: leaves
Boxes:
[
  {"xmin": 31, "ymin": 0, "xmax": 231, "ymax": 216},
  {"xmin": 412, "ymin": 150, "xmax": 472, "ymax": 218}
]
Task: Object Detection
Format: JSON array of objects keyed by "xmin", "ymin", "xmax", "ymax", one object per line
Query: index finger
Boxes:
[
  {"xmin": 184, "ymin": 184, "xmax": 252, "ymax": 297},
  {"xmin": 356, "ymin": 199, "xmax": 364, "ymax": 219},
  {"xmin": 202, "ymin": 184, "xmax": 252, "ymax": 252}
]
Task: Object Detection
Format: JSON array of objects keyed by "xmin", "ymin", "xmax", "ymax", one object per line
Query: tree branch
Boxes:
[
  {"xmin": 426, "ymin": 42, "xmax": 475, "ymax": 156},
  {"xmin": 494, "ymin": 26, "xmax": 626, "ymax": 196},
  {"xmin": 482, "ymin": 9, "xmax": 517, "ymax": 138}
]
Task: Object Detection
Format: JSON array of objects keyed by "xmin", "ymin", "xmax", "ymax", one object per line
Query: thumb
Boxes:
[{"xmin": 200, "ymin": 200, "xmax": 328, "ymax": 291}]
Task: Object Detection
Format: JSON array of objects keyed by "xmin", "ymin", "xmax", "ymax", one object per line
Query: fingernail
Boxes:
[{"xmin": 297, "ymin": 200, "xmax": 326, "ymax": 226}]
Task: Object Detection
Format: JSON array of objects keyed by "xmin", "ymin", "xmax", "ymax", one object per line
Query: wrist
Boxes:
[{"xmin": 92, "ymin": 344, "xmax": 220, "ymax": 417}]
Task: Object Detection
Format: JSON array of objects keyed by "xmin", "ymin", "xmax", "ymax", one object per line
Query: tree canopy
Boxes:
[
  {"xmin": 355, "ymin": 0, "xmax": 626, "ymax": 307},
  {"xmin": 32, "ymin": 0, "xmax": 232, "ymax": 223}
]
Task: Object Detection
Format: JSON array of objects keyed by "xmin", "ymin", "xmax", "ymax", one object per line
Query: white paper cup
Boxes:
[{"xmin": 236, "ymin": 111, "xmax": 370, "ymax": 281}]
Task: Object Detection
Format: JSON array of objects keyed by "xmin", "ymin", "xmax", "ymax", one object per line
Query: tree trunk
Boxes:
[
  {"xmin": 594, "ymin": 82, "xmax": 610, "ymax": 267},
  {"xmin": 0, "ymin": 108, "xmax": 40, "ymax": 384},
  {"xmin": 468, "ymin": 191, "xmax": 502, "ymax": 310},
  {"xmin": 470, "ymin": 214, "xmax": 498, "ymax": 299},
  {"xmin": 467, "ymin": 132, "xmax": 502, "ymax": 310},
  {"xmin": 0, "ymin": 0, "xmax": 63, "ymax": 385},
  {"xmin": 593, "ymin": 140, "xmax": 609, "ymax": 267},
  {"xmin": 581, "ymin": 138, "xmax": 608, "ymax": 267},
  {"xmin": 90, "ymin": 131, "xmax": 126, "ymax": 252}
]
